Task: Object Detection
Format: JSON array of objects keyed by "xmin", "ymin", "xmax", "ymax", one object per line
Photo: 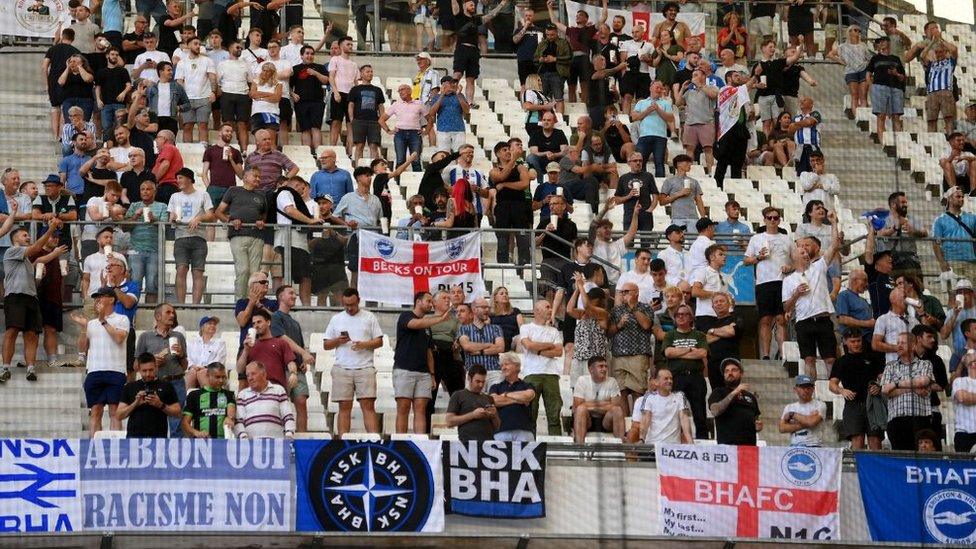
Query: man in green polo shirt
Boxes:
[{"xmin": 182, "ymin": 362, "xmax": 236, "ymax": 438}]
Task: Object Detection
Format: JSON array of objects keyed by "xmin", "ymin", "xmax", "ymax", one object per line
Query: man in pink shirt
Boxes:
[
  {"xmin": 328, "ymin": 36, "xmax": 359, "ymax": 151},
  {"xmin": 380, "ymin": 84, "xmax": 426, "ymax": 172}
]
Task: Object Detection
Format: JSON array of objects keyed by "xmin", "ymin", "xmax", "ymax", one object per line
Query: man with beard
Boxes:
[
  {"xmin": 829, "ymin": 329, "xmax": 884, "ymax": 450},
  {"xmin": 874, "ymin": 191, "xmax": 926, "ymax": 277},
  {"xmin": 708, "ymin": 358, "xmax": 763, "ymax": 445},
  {"xmin": 913, "ymin": 324, "xmax": 948, "ymax": 449}
]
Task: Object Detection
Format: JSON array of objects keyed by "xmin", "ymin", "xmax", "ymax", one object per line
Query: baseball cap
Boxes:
[
  {"xmin": 97, "ymin": 226, "xmax": 115, "ymax": 238},
  {"xmin": 957, "ymin": 279, "xmax": 974, "ymax": 292},
  {"xmin": 199, "ymin": 316, "xmax": 219, "ymax": 328},
  {"xmin": 664, "ymin": 224, "xmax": 685, "ymax": 236},
  {"xmin": 319, "ymin": 194, "xmax": 335, "ymax": 203},
  {"xmin": 545, "ymin": 162, "xmax": 561, "ymax": 173},
  {"xmin": 794, "ymin": 374, "xmax": 815, "ymax": 387},
  {"xmin": 842, "ymin": 327, "xmax": 862, "ymax": 339},
  {"xmin": 416, "ymin": 51, "xmax": 432, "ymax": 61},
  {"xmin": 43, "ymin": 174, "xmax": 62, "ymax": 185},
  {"xmin": 695, "ymin": 217, "xmax": 718, "ymax": 232},
  {"xmin": 720, "ymin": 357, "xmax": 741, "ymax": 371},
  {"xmin": 90, "ymin": 286, "xmax": 117, "ymax": 299},
  {"xmin": 440, "ymin": 75, "xmax": 455, "ymax": 83}
]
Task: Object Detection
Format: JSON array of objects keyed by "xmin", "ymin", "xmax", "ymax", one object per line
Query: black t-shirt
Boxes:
[
  {"xmin": 121, "ymin": 32, "xmax": 146, "ymax": 64},
  {"xmin": 708, "ymin": 385, "xmax": 760, "ymax": 445},
  {"xmin": 866, "ymin": 262, "xmax": 894, "ymax": 318},
  {"xmin": 290, "ymin": 63, "xmax": 328, "ymax": 103},
  {"xmin": 866, "ymin": 54, "xmax": 905, "ymax": 90},
  {"xmin": 614, "ymin": 172, "xmax": 658, "ymax": 217},
  {"xmin": 489, "ymin": 378, "xmax": 534, "ymax": 432},
  {"xmin": 528, "ymin": 128, "xmax": 568, "ymax": 155},
  {"xmin": 34, "ymin": 194, "xmax": 77, "ymax": 249},
  {"xmin": 535, "ymin": 215, "xmax": 577, "ymax": 260},
  {"xmin": 707, "ymin": 314, "xmax": 741, "ymax": 369},
  {"xmin": 559, "ymin": 261, "xmax": 589, "ymax": 293},
  {"xmin": 673, "ymin": 67, "xmax": 694, "ymax": 90},
  {"xmin": 492, "ymin": 163, "xmax": 529, "ymax": 203},
  {"xmin": 120, "ymin": 169, "xmax": 156, "ymax": 205},
  {"xmin": 87, "ymin": 52, "xmax": 108, "ymax": 76},
  {"xmin": 84, "ymin": 167, "xmax": 117, "ymax": 208},
  {"xmin": 604, "ymin": 123, "xmax": 630, "ymax": 158},
  {"xmin": 753, "ymin": 3, "xmax": 776, "ymax": 17},
  {"xmin": 539, "ymin": 40, "xmax": 558, "ymax": 74},
  {"xmin": 121, "ymin": 379, "xmax": 179, "ymax": 438},
  {"xmin": 781, "ymin": 63, "xmax": 804, "ymax": 97},
  {"xmin": 454, "ymin": 13, "xmax": 483, "ymax": 46},
  {"xmin": 96, "ymin": 66, "xmax": 131, "ymax": 104},
  {"xmin": 155, "ymin": 14, "xmax": 180, "ymax": 55},
  {"xmin": 590, "ymin": 74, "xmax": 612, "ymax": 109},
  {"xmin": 129, "ymin": 127, "xmax": 157, "ymax": 168},
  {"xmin": 45, "ymin": 43, "xmax": 81, "ymax": 87},
  {"xmin": 829, "ymin": 352, "xmax": 882, "ymax": 402},
  {"xmin": 348, "ymin": 84, "xmax": 385, "ymax": 121},
  {"xmin": 753, "ymin": 58, "xmax": 787, "ymax": 97},
  {"xmin": 923, "ymin": 349, "xmax": 949, "ymax": 407},
  {"xmin": 447, "ymin": 389, "xmax": 495, "ymax": 441},
  {"xmin": 61, "ymin": 72, "xmax": 94, "ymax": 100},
  {"xmin": 394, "ymin": 311, "xmax": 433, "ymax": 373}
]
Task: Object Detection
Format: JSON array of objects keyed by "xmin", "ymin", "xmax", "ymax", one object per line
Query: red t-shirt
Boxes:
[
  {"xmin": 154, "ymin": 143, "xmax": 184, "ymax": 186},
  {"xmin": 247, "ymin": 336, "xmax": 296, "ymax": 388}
]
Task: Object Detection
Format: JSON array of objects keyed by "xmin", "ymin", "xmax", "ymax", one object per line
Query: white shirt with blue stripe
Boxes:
[
  {"xmin": 926, "ymin": 57, "xmax": 956, "ymax": 93},
  {"xmin": 793, "ymin": 111, "xmax": 822, "ymax": 147}
]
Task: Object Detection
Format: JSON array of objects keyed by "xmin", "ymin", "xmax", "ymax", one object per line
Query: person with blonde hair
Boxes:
[
  {"xmin": 489, "ymin": 286, "xmax": 524, "ymax": 352},
  {"xmin": 249, "ymin": 62, "xmax": 283, "ymax": 147},
  {"xmin": 520, "ymin": 73, "xmax": 555, "ymax": 136}
]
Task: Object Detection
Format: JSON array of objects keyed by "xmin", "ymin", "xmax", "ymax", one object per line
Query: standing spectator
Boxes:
[
  {"xmin": 289, "ymin": 46, "xmax": 329, "ymax": 149},
  {"xmin": 518, "ymin": 299, "xmax": 563, "ymax": 436},
  {"xmin": 835, "ymin": 269, "xmax": 876, "ymax": 352},
  {"xmin": 458, "ymin": 297, "xmax": 505, "ymax": 387},
  {"xmin": 658, "ymin": 226, "xmax": 689, "ymax": 287},
  {"xmin": 663, "ymin": 304, "xmax": 708, "ymax": 437},
  {"xmin": 489, "ymin": 287, "xmax": 523, "ymax": 352},
  {"xmin": 120, "ymin": 147, "xmax": 155, "ymax": 207},
  {"xmin": 745, "ymin": 207, "xmax": 792, "ymax": 360},
  {"xmin": 394, "ymin": 292, "xmax": 444, "ymax": 434},
  {"xmin": 217, "ymin": 39, "xmax": 254, "ymax": 149},
  {"xmin": 933, "ymin": 187, "xmax": 976, "ymax": 288},
  {"xmin": 547, "ymin": 0, "xmax": 604, "ymax": 104},
  {"xmin": 676, "ymin": 68, "xmax": 719, "ymax": 174},
  {"xmin": 269, "ymin": 285, "xmax": 315, "ymax": 433},
  {"xmin": 715, "ymin": 200, "xmax": 752, "ymax": 247},
  {"xmin": 95, "ymin": 47, "xmax": 132, "ymax": 139},
  {"xmin": 74, "ymin": 286, "xmax": 130, "ymax": 436},
  {"xmin": 714, "ymin": 70, "xmax": 753, "ymax": 186},
  {"xmin": 658, "ymin": 155, "xmax": 705, "ymax": 234},
  {"xmin": 490, "ymin": 141, "xmax": 532, "ymax": 268},
  {"xmin": 952, "ymin": 352, "xmax": 976, "ymax": 452},
  {"xmin": 607, "ymin": 281, "xmax": 654, "ymax": 413},
  {"xmin": 182, "ymin": 362, "xmax": 236, "ymax": 439},
  {"xmin": 619, "ymin": 20, "xmax": 653, "ymax": 115},
  {"xmin": 489, "ymin": 353, "xmax": 536, "ymax": 442},
  {"xmin": 790, "ymin": 98, "xmax": 824, "ymax": 175},
  {"xmin": 690, "ymin": 244, "xmax": 729, "ymax": 331},
  {"xmin": 202, "ymin": 123, "xmax": 244, "ymax": 207},
  {"xmin": 234, "ymin": 273, "xmax": 278, "ymax": 354},
  {"xmin": 117, "ymin": 354, "xmax": 181, "ymax": 438},
  {"xmin": 590, "ymin": 212, "xmax": 640, "ymax": 287},
  {"xmin": 310, "ymin": 150, "xmax": 354, "ymax": 202},
  {"xmin": 875, "ymin": 192, "xmax": 926, "ymax": 277},
  {"xmin": 131, "ymin": 33, "xmax": 170, "ymax": 83},
  {"xmin": 783, "ymin": 219, "xmax": 841, "ymax": 378},
  {"xmin": 245, "ymin": 129, "xmax": 299, "ymax": 192},
  {"xmin": 450, "ymin": 0, "xmax": 510, "ymax": 107},
  {"xmin": 880, "ymin": 16, "xmax": 912, "ymax": 59},
  {"xmin": 248, "ymin": 63, "xmax": 283, "ymax": 147},
  {"xmin": 235, "ymin": 309, "xmax": 299, "ymax": 398},
  {"xmin": 778, "ymin": 374, "xmax": 826, "ymax": 446},
  {"xmin": 215, "ymin": 167, "xmax": 268, "ymax": 300},
  {"xmin": 426, "ymin": 290, "xmax": 462, "ymax": 427},
  {"xmin": 59, "ymin": 107, "xmax": 95, "ymax": 157},
  {"xmin": 780, "ymin": 46, "xmax": 818, "ymax": 116},
  {"xmin": 327, "ymin": 36, "xmax": 358, "ymax": 150},
  {"xmin": 429, "ymin": 76, "xmax": 470, "ymax": 153},
  {"xmin": 572, "ymin": 356, "xmax": 625, "ymax": 443},
  {"xmin": 752, "ymin": 40, "xmax": 800, "ymax": 136},
  {"xmin": 235, "ymin": 361, "xmax": 296, "ymax": 440},
  {"xmin": 57, "ymin": 53, "xmax": 96, "ymax": 123},
  {"xmin": 567, "ymin": 274, "xmax": 610, "ymax": 386},
  {"xmin": 168, "ymin": 169, "xmax": 214, "ymax": 304},
  {"xmin": 940, "ymin": 134, "xmax": 976, "ymax": 195},
  {"xmin": 58, "ymin": 132, "xmax": 90, "ymax": 197},
  {"xmin": 174, "ymin": 36, "xmax": 217, "ymax": 143},
  {"xmin": 830, "ymin": 328, "xmax": 884, "ymax": 450},
  {"xmin": 446, "ymin": 364, "xmax": 498, "ymax": 441},
  {"xmin": 881, "ymin": 332, "xmax": 934, "ymax": 450},
  {"xmin": 533, "ymin": 24, "xmax": 571, "ymax": 115},
  {"xmin": 873, "ymin": 288, "xmax": 919, "ymax": 364},
  {"xmin": 150, "ymin": 129, "xmax": 184, "ymax": 205},
  {"xmin": 827, "ymin": 26, "xmax": 871, "ymax": 119},
  {"xmin": 708, "ymin": 358, "xmax": 763, "ymax": 445},
  {"xmin": 347, "ymin": 65, "xmax": 386, "ymax": 163},
  {"xmin": 512, "ymin": 7, "xmax": 541, "ymax": 93},
  {"xmin": 632, "ymin": 81, "xmax": 675, "ymax": 177},
  {"xmin": 146, "ymin": 63, "xmax": 190, "ymax": 136},
  {"xmin": 334, "ymin": 167, "xmax": 383, "ymax": 287},
  {"xmin": 920, "ymin": 40, "xmax": 958, "ymax": 133},
  {"xmin": 271, "ymin": 176, "xmax": 320, "ymax": 305},
  {"xmin": 705, "ymin": 292, "xmax": 741, "ymax": 391},
  {"xmin": 411, "ymin": 52, "xmax": 440, "ymax": 147},
  {"xmin": 631, "ymin": 369, "xmax": 693, "ymax": 445},
  {"xmin": 44, "ymin": 29, "xmax": 81, "ymax": 139},
  {"xmin": 715, "ymin": 47, "xmax": 747, "ymax": 83},
  {"xmin": 133, "ymin": 302, "xmax": 187, "ymax": 434},
  {"xmin": 865, "ymin": 36, "xmax": 906, "ymax": 146},
  {"xmin": 381, "ymin": 84, "xmax": 426, "ymax": 173}
]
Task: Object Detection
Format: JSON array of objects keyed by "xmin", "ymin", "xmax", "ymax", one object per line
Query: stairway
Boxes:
[{"xmin": 0, "ymin": 366, "xmax": 88, "ymax": 438}]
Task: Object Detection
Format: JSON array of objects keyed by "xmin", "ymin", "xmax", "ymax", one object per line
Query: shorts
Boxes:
[
  {"xmin": 925, "ymin": 89, "xmax": 956, "ymax": 122},
  {"xmin": 611, "ymin": 355, "xmax": 651, "ymax": 394},
  {"xmin": 841, "ymin": 399, "xmax": 882, "ymax": 438},
  {"xmin": 273, "ymin": 246, "xmax": 312, "ymax": 282},
  {"xmin": 278, "ymin": 98, "xmax": 293, "ymax": 125},
  {"xmin": 83, "ymin": 370, "xmax": 126, "ymax": 407},
  {"xmin": 870, "ymin": 84, "xmax": 904, "ymax": 115},
  {"xmin": 352, "ymin": 119, "xmax": 381, "ymax": 144},
  {"xmin": 569, "ymin": 54, "xmax": 591, "ymax": 86},
  {"xmin": 393, "ymin": 368, "xmax": 432, "ymax": 399},
  {"xmin": 795, "ymin": 315, "xmax": 838, "ymax": 360},
  {"xmin": 290, "ymin": 370, "xmax": 310, "ymax": 399},
  {"xmin": 756, "ymin": 95, "xmax": 779, "ymax": 121},
  {"xmin": 622, "ymin": 71, "xmax": 651, "ymax": 99},
  {"xmin": 748, "ymin": 16, "xmax": 774, "ymax": 38},
  {"xmin": 844, "ymin": 70, "xmax": 867, "ymax": 84},
  {"xmin": 755, "ymin": 281, "xmax": 785, "ymax": 317},
  {"xmin": 587, "ymin": 411, "xmax": 609, "ymax": 433},
  {"xmin": 311, "ymin": 274, "xmax": 349, "ymax": 296},
  {"xmin": 295, "ymin": 101, "xmax": 326, "ymax": 131},
  {"xmin": 220, "ymin": 92, "xmax": 252, "ymax": 122},
  {"xmin": 540, "ymin": 72, "xmax": 565, "ymax": 101},
  {"xmin": 329, "ymin": 92, "xmax": 350, "ymax": 123},
  {"xmin": 174, "ymin": 236, "xmax": 208, "ymax": 270},
  {"xmin": 517, "ymin": 60, "xmax": 536, "ymax": 85},
  {"xmin": 452, "ymin": 44, "xmax": 481, "ymax": 78},
  {"xmin": 331, "ymin": 366, "xmax": 377, "ymax": 401},
  {"xmin": 184, "ymin": 98, "xmax": 212, "ymax": 124},
  {"xmin": 39, "ymin": 298, "xmax": 64, "ymax": 331},
  {"xmin": 787, "ymin": 7, "xmax": 814, "ymax": 36},
  {"xmin": 261, "ymin": 226, "xmax": 275, "ymax": 246},
  {"xmin": 206, "ymin": 185, "xmax": 229, "ymax": 206},
  {"xmin": 250, "ymin": 112, "xmax": 281, "ymax": 132},
  {"xmin": 48, "ymin": 84, "xmax": 63, "ymax": 107},
  {"xmin": 4, "ymin": 294, "xmax": 43, "ymax": 333},
  {"xmin": 682, "ymin": 123, "xmax": 716, "ymax": 148}
]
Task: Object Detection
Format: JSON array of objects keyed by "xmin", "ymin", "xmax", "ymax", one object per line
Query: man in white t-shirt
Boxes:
[
  {"xmin": 168, "ymin": 168, "xmax": 214, "ymax": 304},
  {"xmin": 592, "ymin": 211, "xmax": 639, "ymax": 286},
  {"xmin": 797, "ymin": 153, "xmax": 840, "ymax": 212},
  {"xmin": 81, "ymin": 227, "xmax": 126, "ymax": 301},
  {"xmin": 616, "ymin": 248, "xmax": 655, "ymax": 305},
  {"xmin": 516, "ymin": 299, "xmax": 564, "ymax": 436},
  {"xmin": 779, "ymin": 374, "xmax": 826, "ymax": 447},
  {"xmin": 744, "ymin": 206, "xmax": 794, "ymax": 360},
  {"xmin": 687, "ymin": 217, "xmax": 717, "ymax": 281},
  {"xmin": 131, "ymin": 33, "xmax": 170, "ymax": 82},
  {"xmin": 951, "ymin": 351, "xmax": 976, "ymax": 452},
  {"xmin": 690, "ymin": 243, "xmax": 728, "ymax": 330},
  {"xmin": 174, "ymin": 36, "xmax": 217, "ymax": 143},
  {"xmin": 217, "ymin": 39, "xmax": 253, "ymax": 149},
  {"xmin": 783, "ymin": 214, "xmax": 841, "ymax": 378},
  {"xmin": 72, "ymin": 287, "xmax": 130, "ymax": 437},
  {"xmin": 323, "ymin": 287, "xmax": 385, "ymax": 436},
  {"xmin": 634, "ymin": 368, "xmax": 693, "ymax": 445},
  {"xmin": 873, "ymin": 288, "xmax": 919, "ymax": 364},
  {"xmin": 572, "ymin": 356, "xmax": 625, "ymax": 443},
  {"xmin": 273, "ymin": 176, "xmax": 322, "ymax": 305},
  {"xmin": 658, "ymin": 224, "xmax": 689, "ymax": 289}
]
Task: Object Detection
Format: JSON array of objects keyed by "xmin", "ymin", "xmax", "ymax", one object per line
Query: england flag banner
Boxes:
[
  {"xmin": 357, "ymin": 230, "xmax": 486, "ymax": 305},
  {"xmin": 564, "ymin": 0, "xmax": 705, "ymax": 42},
  {"xmin": 656, "ymin": 444, "xmax": 842, "ymax": 540}
]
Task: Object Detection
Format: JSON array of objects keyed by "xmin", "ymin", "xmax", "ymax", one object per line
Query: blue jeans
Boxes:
[
  {"xmin": 526, "ymin": 154, "xmax": 548, "ymax": 184},
  {"xmin": 394, "ymin": 129, "xmax": 423, "ymax": 172},
  {"xmin": 61, "ymin": 97, "xmax": 94, "ymax": 123},
  {"xmin": 168, "ymin": 377, "xmax": 186, "ymax": 438},
  {"xmin": 128, "ymin": 250, "xmax": 159, "ymax": 297},
  {"xmin": 101, "ymin": 103, "xmax": 125, "ymax": 138},
  {"xmin": 636, "ymin": 135, "xmax": 668, "ymax": 178}
]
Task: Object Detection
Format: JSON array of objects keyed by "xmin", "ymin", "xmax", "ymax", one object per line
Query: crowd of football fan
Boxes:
[{"xmin": 0, "ymin": 0, "xmax": 973, "ymax": 451}]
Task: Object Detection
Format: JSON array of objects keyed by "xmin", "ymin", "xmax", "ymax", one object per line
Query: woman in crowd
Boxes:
[
  {"xmin": 186, "ymin": 317, "xmax": 228, "ymax": 390},
  {"xmin": 651, "ymin": 29, "xmax": 683, "ymax": 88},
  {"xmin": 250, "ymin": 62, "xmax": 284, "ymax": 147},
  {"xmin": 490, "ymin": 286, "xmax": 524, "ymax": 351},
  {"xmin": 764, "ymin": 111, "xmax": 797, "ymax": 168},
  {"xmin": 57, "ymin": 54, "xmax": 95, "ymax": 123},
  {"xmin": 828, "ymin": 25, "xmax": 872, "ymax": 120},
  {"xmin": 433, "ymin": 177, "xmax": 477, "ymax": 238},
  {"xmin": 599, "ymin": 105, "xmax": 636, "ymax": 163},
  {"xmin": 567, "ymin": 272, "xmax": 610, "ymax": 387},
  {"xmin": 521, "ymin": 74, "xmax": 555, "ymax": 136},
  {"xmin": 717, "ymin": 11, "xmax": 748, "ymax": 63}
]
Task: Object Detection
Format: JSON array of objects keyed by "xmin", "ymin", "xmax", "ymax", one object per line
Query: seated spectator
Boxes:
[
  {"xmin": 395, "ymin": 194, "xmax": 430, "ymax": 240},
  {"xmin": 117, "ymin": 352, "xmax": 181, "ymax": 438},
  {"xmin": 488, "ymin": 352, "xmax": 537, "ymax": 442},
  {"xmin": 598, "ymin": 105, "xmax": 636, "ymax": 163},
  {"xmin": 81, "ymin": 181, "xmax": 125, "ymax": 259},
  {"xmin": 952, "ymin": 351, "xmax": 976, "ymax": 452},
  {"xmin": 517, "ymin": 299, "xmax": 564, "ymax": 436},
  {"xmin": 916, "ymin": 429, "xmax": 940, "ymax": 452},
  {"xmin": 946, "ymin": 301, "xmax": 976, "ymax": 377},
  {"xmin": 579, "ymin": 132, "xmax": 619, "ymax": 192},
  {"xmin": 762, "ymin": 112, "xmax": 797, "ymax": 168},
  {"xmin": 778, "ymin": 374, "xmax": 826, "ymax": 446},
  {"xmin": 489, "ymin": 287, "xmax": 523, "ymax": 352},
  {"xmin": 235, "ymin": 361, "xmax": 296, "ymax": 439},
  {"xmin": 186, "ymin": 316, "xmax": 227, "ymax": 390},
  {"xmin": 572, "ymin": 356, "xmax": 625, "ymax": 443},
  {"xmin": 607, "ymin": 281, "xmax": 655, "ymax": 413},
  {"xmin": 830, "ymin": 328, "xmax": 884, "ymax": 450},
  {"xmin": 181, "ymin": 362, "xmax": 236, "ymax": 439},
  {"xmin": 940, "ymin": 132, "xmax": 976, "ymax": 194},
  {"xmin": 446, "ymin": 364, "xmax": 499, "ymax": 442},
  {"xmin": 663, "ymin": 303, "xmax": 708, "ymax": 437},
  {"xmin": 611, "ymin": 152, "xmax": 657, "ymax": 233},
  {"xmin": 556, "ymin": 147, "xmax": 599, "ymax": 213},
  {"xmin": 958, "ymin": 103, "xmax": 976, "ymax": 149},
  {"xmin": 658, "ymin": 154, "xmax": 705, "ymax": 234},
  {"xmin": 633, "ymin": 368, "xmax": 693, "ymax": 445},
  {"xmin": 715, "ymin": 47, "xmax": 747, "ymax": 83},
  {"xmin": 531, "ymin": 162, "xmax": 562, "ymax": 221},
  {"xmin": 708, "ymin": 358, "xmax": 762, "ymax": 445},
  {"xmin": 520, "ymin": 73, "xmax": 556, "ymax": 135},
  {"xmin": 881, "ymin": 331, "xmax": 933, "ymax": 450},
  {"xmin": 798, "ymin": 151, "xmax": 838, "ymax": 212}
]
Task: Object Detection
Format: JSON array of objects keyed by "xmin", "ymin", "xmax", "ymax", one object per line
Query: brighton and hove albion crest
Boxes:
[
  {"xmin": 780, "ymin": 447, "xmax": 823, "ymax": 488},
  {"xmin": 924, "ymin": 489, "xmax": 976, "ymax": 544}
]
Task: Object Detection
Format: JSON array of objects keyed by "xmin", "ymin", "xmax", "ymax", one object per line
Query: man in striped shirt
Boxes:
[
  {"xmin": 457, "ymin": 297, "xmax": 505, "ymax": 390},
  {"xmin": 922, "ymin": 41, "xmax": 958, "ymax": 134},
  {"xmin": 235, "ymin": 361, "xmax": 296, "ymax": 439},
  {"xmin": 789, "ymin": 96, "xmax": 822, "ymax": 175}
]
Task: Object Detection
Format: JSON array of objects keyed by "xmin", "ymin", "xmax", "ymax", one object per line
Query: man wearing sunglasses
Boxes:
[
  {"xmin": 234, "ymin": 271, "xmax": 278, "ymax": 350},
  {"xmin": 662, "ymin": 303, "xmax": 708, "ymax": 438},
  {"xmin": 745, "ymin": 206, "xmax": 793, "ymax": 360}
]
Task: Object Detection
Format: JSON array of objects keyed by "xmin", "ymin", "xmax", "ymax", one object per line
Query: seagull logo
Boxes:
[
  {"xmin": 925, "ymin": 490, "xmax": 976, "ymax": 543},
  {"xmin": 780, "ymin": 448, "xmax": 822, "ymax": 487},
  {"xmin": 933, "ymin": 510, "xmax": 976, "ymax": 526},
  {"xmin": 787, "ymin": 460, "xmax": 816, "ymax": 474}
]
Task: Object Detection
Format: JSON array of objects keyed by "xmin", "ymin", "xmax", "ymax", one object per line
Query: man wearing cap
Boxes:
[
  {"xmin": 381, "ymin": 84, "xmax": 426, "ymax": 173},
  {"xmin": 428, "ymin": 76, "xmax": 469, "ymax": 153},
  {"xmin": 72, "ymin": 286, "xmax": 130, "ymax": 436},
  {"xmin": 591, "ymin": 211, "xmax": 639, "ymax": 287},
  {"xmin": 864, "ymin": 227, "xmax": 896, "ymax": 318},
  {"xmin": 134, "ymin": 302, "xmax": 188, "ymax": 437},
  {"xmin": 412, "ymin": 52, "xmax": 440, "ymax": 147},
  {"xmin": 829, "ymin": 328, "xmax": 884, "ymax": 449},
  {"xmin": 686, "ymin": 217, "xmax": 718, "ymax": 280},
  {"xmin": 881, "ymin": 331, "xmax": 934, "ymax": 450},
  {"xmin": 933, "ymin": 186, "xmax": 976, "ymax": 285},
  {"xmin": 186, "ymin": 316, "xmax": 227, "ymax": 389},
  {"xmin": 531, "ymin": 162, "xmax": 563, "ymax": 221},
  {"xmin": 658, "ymin": 225, "xmax": 689, "ymax": 288},
  {"xmin": 779, "ymin": 374, "xmax": 826, "ymax": 447},
  {"xmin": 708, "ymin": 358, "xmax": 763, "ymax": 445}
]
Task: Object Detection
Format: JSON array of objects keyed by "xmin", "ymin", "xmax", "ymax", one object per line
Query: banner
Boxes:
[
  {"xmin": 0, "ymin": 1, "xmax": 72, "ymax": 39},
  {"xmin": 79, "ymin": 439, "xmax": 292, "ymax": 531},
  {"xmin": 856, "ymin": 453, "xmax": 976, "ymax": 544},
  {"xmin": 656, "ymin": 444, "xmax": 842, "ymax": 540},
  {"xmin": 357, "ymin": 230, "xmax": 486, "ymax": 305},
  {"xmin": 0, "ymin": 439, "xmax": 81, "ymax": 533},
  {"xmin": 444, "ymin": 440, "xmax": 547, "ymax": 518},
  {"xmin": 295, "ymin": 440, "xmax": 444, "ymax": 532},
  {"xmin": 563, "ymin": 0, "xmax": 706, "ymax": 43}
]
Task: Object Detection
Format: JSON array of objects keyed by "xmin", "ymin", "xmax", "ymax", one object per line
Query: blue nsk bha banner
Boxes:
[{"xmin": 444, "ymin": 441, "xmax": 547, "ymax": 518}]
